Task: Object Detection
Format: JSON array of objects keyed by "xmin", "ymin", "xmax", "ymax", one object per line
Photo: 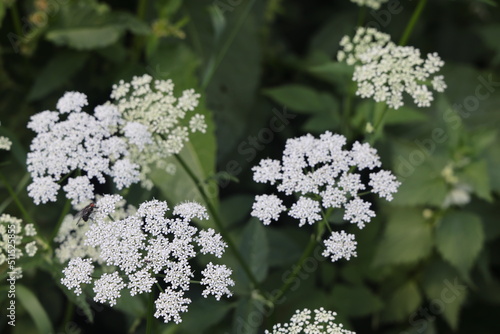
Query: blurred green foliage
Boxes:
[{"xmin": 1, "ymin": 0, "xmax": 500, "ymax": 333}]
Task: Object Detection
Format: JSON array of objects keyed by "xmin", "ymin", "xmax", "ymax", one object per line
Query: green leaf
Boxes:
[
  {"xmin": 185, "ymin": 1, "xmax": 261, "ymax": 161},
  {"xmin": 373, "ymin": 208, "xmax": 433, "ymax": 266},
  {"xmin": 381, "ymin": 281, "xmax": 422, "ymax": 323},
  {"xmin": 114, "ymin": 293, "xmax": 145, "ymax": 317},
  {"xmin": 148, "ymin": 43, "xmax": 218, "ymax": 227},
  {"xmin": 47, "ymin": 25, "xmax": 123, "ymax": 50},
  {"xmin": 0, "ymin": 1, "xmax": 5, "ymax": 29},
  {"xmin": 16, "ymin": 284, "xmax": 54, "ymax": 334},
  {"xmin": 383, "ymin": 106, "xmax": 429, "ymax": 125},
  {"xmin": 263, "ymin": 85, "xmax": 327, "ymax": 113},
  {"xmin": 267, "ymin": 228, "xmax": 301, "ymax": 267},
  {"xmin": 232, "ymin": 297, "xmax": 264, "ymax": 334},
  {"xmin": 238, "ymin": 219, "xmax": 269, "ymax": 283},
  {"xmin": 178, "ymin": 299, "xmax": 232, "ymax": 333},
  {"xmin": 308, "ymin": 62, "xmax": 354, "ymax": 93},
  {"xmin": 302, "ymin": 94, "xmax": 341, "ymax": 132},
  {"xmin": 475, "ymin": 0, "xmax": 498, "ymax": 7},
  {"xmin": 435, "ymin": 211, "xmax": 484, "ymax": 279},
  {"xmin": 459, "ymin": 160, "xmax": 493, "ymax": 202},
  {"xmin": 220, "ymin": 194, "xmax": 254, "ymax": 227},
  {"xmin": 485, "ymin": 143, "xmax": 500, "ymax": 193},
  {"xmin": 46, "ymin": 4, "xmax": 149, "ymax": 50},
  {"xmin": 330, "ymin": 284, "xmax": 383, "ymax": 317},
  {"xmin": 28, "ymin": 51, "xmax": 88, "ymax": 101},
  {"xmin": 422, "ymin": 260, "xmax": 467, "ymax": 330},
  {"xmin": 392, "ymin": 160, "xmax": 448, "ymax": 206}
]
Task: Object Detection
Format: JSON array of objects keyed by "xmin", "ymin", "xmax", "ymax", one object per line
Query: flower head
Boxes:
[
  {"xmin": 0, "ymin": 122, "xmax": 12, "ymax": 151},
  {"xmin": 0, "ymin": 214, "xmax": 39, "ymax": 273},
  {"xmin": 322, "ymin": 231, "xmax": 357, "ymax": 262},
  {"xmin": 60, "ymin": 257, "xmax": 94, "ymax": 295},
  {"xmin": 338, "ymin": 27, "xmax": 446, "ymax": 109},
  {"xmin": 26, "ymin": 92, "xmax": 145, "ymax": 205},
  {"xmin": 110, "ymin": 74, "xmax": 207, "ymax": 188},
  {"xmin": 349, "ymin": 0, "xmax": 389, "ymax": 10},
  {"xmin": 265, "ymin": 308, "xmax": 355, "ymax": 334},
  {"xmin": 251, "ymin": 132, "xmax": 400, "ymax": 262},
  {"xmin": 60, "ymin": 195, "xmax": 233, "ymax": 324}
]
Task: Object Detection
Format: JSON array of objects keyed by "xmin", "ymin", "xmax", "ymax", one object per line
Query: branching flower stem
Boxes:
[
  {"xmin": 0, "ymin": 171, "xmax": 50, "ymax": 251},
  {"xmin": 269, "ymin": 221, "xmax": 322, "ymax": 306},
  {"xmin": 174, "ymin": 154, "xmax": 261, "ymax": 290},
  {"xmin": 399, "ymin": 0, "xmax": 428, "ymax": 46}
]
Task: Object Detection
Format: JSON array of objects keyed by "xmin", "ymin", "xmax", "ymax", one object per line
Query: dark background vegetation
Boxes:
[{"xmin": 1, "ymin": 0, "xmax": 500, "ymax": 333}]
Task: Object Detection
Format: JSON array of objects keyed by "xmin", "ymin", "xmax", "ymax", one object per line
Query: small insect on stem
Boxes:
[{"xmin": 76, "ymin": 202, "xmax": 96, "ymax": 225}]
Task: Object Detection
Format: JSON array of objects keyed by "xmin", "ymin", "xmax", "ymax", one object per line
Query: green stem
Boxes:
[
  {"xmin": 368, "ymin": 104, "xmax": 389, "ymax": 145},
  {"xmin": 270, "ymin": 229, "xmax": 319, "ymax": 305},
  {"xmin": 0, "ymin": 171, "xmax": 51, "ymax": 251},
  {"xmin": 200, "ymin": 0, "xmax": 257, "ymax": 89},
  {"xmin": 0, "ymin": 171, "xmax": 35, "ymax": 225},
  {"xmin": 0, "ymin": 172, "xmax": 30, "ymax": 213},
  {"xmin": 342, "ymin": 81, "xmax": 356, "ymax": 141},
  {"xmin": 398, "ymin": 0, "xmax": 428, "ymax": 46},
  {"xmin": 60, "ymin": 300, "xmax": 74, "ymax": 333},
  {"xmin": 132, "ymin": 0, "xmax": 148, "ymax": 61},
  {"xmin": 146, "ymin": 289, "xmax": 154, "ymax": 334},
  {"xmin": 174, "ymin": 154, "xmax": 260, "ymax": 289},
  {"xmin": 357, "ymin": 6, "xmax": 367, "ymax": 27},
  {"xmin": 9, "ymin": 2, "xmax": 23, "ymax": 37},
  {"xmin": 50, "ymin": 199, "xmax": 72, "ymax": 246}
]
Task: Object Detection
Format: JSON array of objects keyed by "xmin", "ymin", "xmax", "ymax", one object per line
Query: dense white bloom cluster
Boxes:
[
  {"xmin": 110, "ymin": 74, "xmax": 207, "ymax": 189},
  {"xmin": 26, "ymin": 93, "xmax": 141, "ymax": 205},
  {"xmin": 265, "ymin": 308, "xmax": 355, "ymax": 334},
  {"xmin": 60, "ymin": 195, "xmax": 233, "ymax": 324},
  {"xmin": 0, "ymin": 214, "xmax": 38, "ymax": 279},
  {"xmin": 350, "ymin": 0, "xmax": 389, "ymax": 10},
  {"xmin": 27, "ymin": 75, "xmax": 207, "ymax": 205},
  {"xmin": 251, "ymin": 132, "xmax": 400, "ymax": 262},
  {"xmin": 337, "ymin": 27, "xmax": 446, "ymax": 109},
  {"xmin": 0, "ymin": 122, "xmax": 12, "ymax": 150},
  {"xmin": 322, "ymin": 231, "xmax": 357, "ymax": 262},
  {"xmin": 54, "ymin": 214, "xmax": 103, "ymax": 264}
]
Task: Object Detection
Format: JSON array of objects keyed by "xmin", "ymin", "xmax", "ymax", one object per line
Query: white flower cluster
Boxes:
[
  {"xmin": 110, "ymin": 74, "xmax": 207, "ymax": 189},
  {"xmin": 27, "ymin": 76, "xmax": 207, "ymax": 205},
  {"xmin": 26, "ymin": 92, "xmax": 143, "ymax": 205},
  {"xmin": 0, "ymin": 214, "xmax": 38, "ymax": 279},
  {"xmin": 251, "ymin": 132, "xmax": 400, "ymax": 262},
  {"xmin": 60, "ymin": 195, "xmax": 234, "ymax": 324},
  {"xmin": 337, "ymin": 27, "xmax": 446, "ymax": 109},
  {"xmin": 265, "ymin": 308, "xmax": 355, "ymax": 334},
  {"xmin": 0, "ymin": 122, "xmax": 12, "ymax": 151},
  {"xmin": 350, "ymin": 0, "xmax": 389, "ymax": 10}
]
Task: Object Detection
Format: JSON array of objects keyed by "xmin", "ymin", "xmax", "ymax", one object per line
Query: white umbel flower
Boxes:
[
  {"xmin": 93, "ymin": 272, "xmax": 125, "ymax": 306},
  {"xmin": 289, "ymin": 197, "xmax": 322, "ymax": 227},
  {"xmin": 350, "ymin": 0, "xmax": 389, "ymax": 10},
  {"xmin": 110, "ymin": 74, "xmax": 207, "ymax": 186},
  {"xmin": 369, "ymin": 170, "xmax": 401, "ymax": 201},
  {"xmin": 26, "ymin": 92, "xmax": 149, "ymax": 206},
  {"xmin": 196, "ymin": 228, "xmax": 228, "ymax": 258},
  {"xmin": 60, "ymin": 195, "xmax": 233, "ymax": 324},
  {"xmin": 251, "ymin": 132, "xmax": 400, "ymax": 263},
  {"xmin": 63, "ymin": 176, "xmax": 95, "ymax": 206},
  {"xmin": 322, "ymin": 231, "xmax": 357, "ymax": 262},
  {"xmin": 200, "ymin": 263, "xmax": 235, "ymax": 300},
  {"xmin": 265, "ymin": 307, "xmax": 355, "ymax": 334},
  {"xmin": 343, "ymin": 197, "xmax": 376, "ymax": 229},
  {"xmin": 338, "ymin": 27, "xmax": 446, "ymax": 109},
  {"xmin": 251, "ymin": 194, "xmax": 286, "ymax": 225},
  {"xmin": 128, "ymin": 269, "xmax": 157, "ymax": 296},
  {"xmin": 154, "ymin": 288, "xmax": 191, "ymax": 324},
  {"xmin": 61, "ymin": 257, "xmax": 94, "ymax": 295}
]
